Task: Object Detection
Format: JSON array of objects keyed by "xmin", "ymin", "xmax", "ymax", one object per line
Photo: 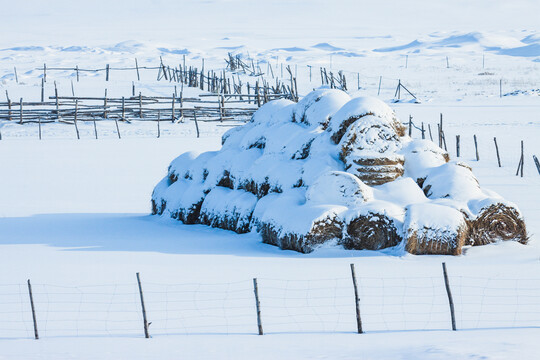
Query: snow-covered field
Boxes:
[{"xmin": 1, "ymin": 1, "xmax": 540, "ymax": 359}]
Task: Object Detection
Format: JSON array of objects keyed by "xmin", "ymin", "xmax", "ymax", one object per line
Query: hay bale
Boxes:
[
  {"xmin": 327, "ymin": 97, "xmax": 406, "ymax": 144},
  {"xmin": 306, "ymin": 171, "xmax": 373, "ymax": 207},
  {"xmin": 343, "ymin": 204, "xmax": 403, "ymax": 250},
  {"xmin": 401, "ymin": 140, "xmax": 450, "ymax": 182},
  {"xmin": 259, "ymin": 214, "xmax": 344, "ymax": 253},
  {"xmin": 338, "ymin": 116, "xmax": 404, "ymax": 185},
  {"xmin": 292, "ymin": 88, "xmax": 351, "ymax": 127},
  {"xmin": 253, "ymin": 190, "xmax": 346, "ymax": 252},
  {"xmin": 404, "ymin": 203, "xmax": 468, "ymax": 255},
  {"xmin": 165, "ymin": 182, "xmax": 207, "ymax": 224},
  {"xmin": 151, "ymin": 176, "xmax": 170, "ymax": 215},
  {"xmin": 468, "ymin": 200, "xmax": 528, "ymax": 246},
  {"xmin": 167, "ymin": 151, "xmax": 200, "ymax": 184},
  {"xmin": 421, "ymin": 162, "xmax": 481, "ymax": 201},
  {"xmin": 199, "ymin": 187, "xmax": 258, "ymax": 233}
]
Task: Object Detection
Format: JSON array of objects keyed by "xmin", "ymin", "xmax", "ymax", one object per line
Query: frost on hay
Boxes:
[{"xmin": 151, "ymin": 89, "xmax": 528, "ymax": 255}]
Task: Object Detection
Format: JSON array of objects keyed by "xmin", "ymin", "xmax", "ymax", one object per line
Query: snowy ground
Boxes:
[{"xmin": 1, "ymin": 1, "xmax": 540, "ymax": 359}]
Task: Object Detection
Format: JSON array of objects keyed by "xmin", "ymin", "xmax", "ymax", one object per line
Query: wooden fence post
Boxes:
[
  {"xmin": 194, "ymin": 109, "xmax": 200, "ymax": 138},
  {"xmin": 135, "ymin": 58, "xmax": 140, "ymax": 81},
  {"xmin": 350, "ymin": 264, "xmax": 363, "ymax": 334},
  {"xmin": 253, "ymin": 278, "xmax": 263, "ymax": 335},
  {"xmin": 442, "ymin": 262, "xmax": 457, "ymax": 331},
  {"xmin": 456, "ymin": 135, "xmax": 460, "ymax": 158},
  {"xmin": 157, "ymin": 110, "xmax": 161, "ymax": 138},
  {"xmin": 474, "ymin": 135, "xmax": 479, "ymax": 161},
  {"xmin": 19, "ymin": 98, "xmax": 23, "ymax": 124},
  {"xmin": 106, "ymin": 64, "xmax": 110, "ymax": 81},
  {"xmin": 27, "ymin": 279, "xmax": 39, "ymax": 339},
  {"xmin": 43, "ymin": 63, "xmax": 47, "ymax": 82},
  {"xmin": 171, "ymin": 94, "xmax": 175, "ymax": 122},
  {"xmin": 74, "ymin": 100, "xmax": 80, "ymax": 139},
  {"xmin": 515, "ymin": 140, "xmax": 524, "ymax": 177},
  {"xmin": 136, "ymin": 273, "xmax": 150, "ymax": 338},
  {"xmin": 408, "ymin": 115, "xmax": 412, "ymax": 137},
  {"xmin": 41, "ymin": 78, "xmax": 44, "ymax": 103},
  {"xmin": 494, "ymin": 137, "xmax": 501, "ymax": 167},
  {"xmin": 533, "ymin": 155, "xmax": 540, "ymax": 175}
]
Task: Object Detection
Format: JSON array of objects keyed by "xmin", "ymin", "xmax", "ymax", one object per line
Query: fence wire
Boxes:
[{"xmin": 0, "ymin": 272, "xmax": 539, "ymax": 339}]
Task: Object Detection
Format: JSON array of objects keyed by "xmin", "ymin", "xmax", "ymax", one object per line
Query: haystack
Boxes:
[
  {"xmin": 468, "ymin": 200, "xmax": 528, "ymax": 246},
  {"xmin": 404, "ymin": 203, "xmax": 469, "ymax": 255},
  {"xmin": 151, "ymin": 89, "xmax": 528, "ymax": 255}
]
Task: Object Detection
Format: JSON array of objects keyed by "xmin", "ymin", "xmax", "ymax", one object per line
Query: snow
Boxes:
[{"xmin": 1, "ymin": 0, "xmax": 540, "ymax": 358}]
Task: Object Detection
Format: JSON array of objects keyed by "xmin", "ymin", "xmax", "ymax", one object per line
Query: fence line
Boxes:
[{"xmin": 1, "ymin": 263, "xmax": 539, "ymax": 340}]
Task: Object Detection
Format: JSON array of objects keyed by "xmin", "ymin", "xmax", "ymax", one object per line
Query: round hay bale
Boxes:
[
  {"xmin": 306, "ymin": 171, "xmax": 373, "ymax": 207},
  {"xmin": 151, "ymin": 176, "xmax": 171, "ymax": 215},
  {"xmin": 469, "ymin": 202, "xmax": 528, "ymax": 246},
  {"xmin": 199, "ymin": 187, "xmax": 258, "ymax": 234},
  {"xmin": 260, "ymin": 214, "xmax": 344, "ymax": 253},
  {"xmin": 404, "ymin": 203, "xmax": 469, "ymax": 255},
  {"xmin": 338, "ymin": 116, "xmax": 404, "ymax": 185},
  {"xmin": 401, "ymin": 139, "xmax": 450, "ymax": 182},
  {"xmin": 328, "ymin": 96, "xmax": 406, "ymax": 144},
  {"xmin": 292, "ymin": 88, "xmax": 351, "ymax": 127},
  {"xmin": 421, "ymin": 162, "xmax": 482, "ymax": 201},
  {"xmin": 344, "ymin": 211, "xmax": 402, "ymax": 250}
]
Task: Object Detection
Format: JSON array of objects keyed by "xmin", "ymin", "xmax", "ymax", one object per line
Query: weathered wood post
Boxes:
[
  {"xmin": 27, "ymin": 280, "xmax": 39, "ymax": 339},
  {"xmin": 19, "ymin": 98, "xmax": 23, "ymax": 124},
  {"xmin": 442, "ymin": 262, "xmax": 457, "ymax": 331},
  {"xmin": 474, "ymin": 135, "xmax": 479, "ymax": 161},
  {"xmin": 171, "ymin": 94, "xmax": 175, "ymax": 122},
  {"xmin": 135, "ymin": 58, "xmax": 140, "ymax": 81},
  {"xmin": 106, "ymin": 64, "xmax": 110, "ymax": 81},
  {"xmin": 456, "ymin": 135, "xmax": 460, "ymax": 158},
  {"xmin": 408, "ymin": 115, "xmax": 412, "ymax": 137},
  {"xmin": 194, "ymin": 109, "xmax": 200, "ymax": 138},
  {"xmin": 43, "ymin": 63, "xmax": 47, "ymax": 82},
  {"xmin": 157, "ymin": 110, "xmax": 161, "ymax": 138},
  {"xmin": 253, "ymin": 278, "xmax": 263, "ymax": 335},
  {"xmin": 74, "ymin": 100, "xmax": 80, "ymax": 139},
  {"xmin": 494, "ymin": 137, "xmax": 501, "ymax": 167},
  {"xmin": 350, "ymin": 264, "xmax": 363, "ymax": 334},
  {"xmin": 139, "ymin": 92, "xmax": 143, "ymax": 118},
  {"xmin": 41, "ymin": 78, "xmax": 44, "ymax": 103},
  {"xmin": 136, "ymin": 273, "xmax": 150, "ymax": 338},
  {"xmin": 76, "ymin": 65, "xmax": 79, "ymax": 82}
]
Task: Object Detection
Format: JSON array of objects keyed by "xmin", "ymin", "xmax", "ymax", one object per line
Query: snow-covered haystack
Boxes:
[{"xmin": 152, "ymin": 89, "xmax": 527, "ymax": 254}]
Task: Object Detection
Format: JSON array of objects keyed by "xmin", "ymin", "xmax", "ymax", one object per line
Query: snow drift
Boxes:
[{"xmin": 152, "ymin": 89, "xmax": 527, "ymax": 254}]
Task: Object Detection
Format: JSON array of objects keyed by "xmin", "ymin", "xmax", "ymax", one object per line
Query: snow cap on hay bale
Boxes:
[
  {"xmin": 159, "ymin": 181, "xmax": 207, "ymax": 224},
  {"xmin": 343, "ymin": 201, "xmax": 404, "ymax": 250},
  {"xmin": 251, "ymin": 98, "xmax": 295, "ymax": 125},
  {"xmin": 468, "ymin": 198, "xmax": 528, "ymax": 246},
  {"xmin": 327, "ymin": 96, "xmax": 406, "ymax": 144},
  {"xmin": 167, "ymin": 151, "xmax": 201, "ymax": 183},
  {"xmin": 338, "ymin": 115, "xmax": 404, "ymax": 185},
  {"xmin": 199, "ymin": 187, "xmax": 258, "ymax": 233},
  {"xmin": 292, "ymin": 88, "xmax": 351, "ymax": 127},
  {"xmin": 404, "ymin": 203, "xmax": 468, "ymax": 255},
  {"xmin": 306, "ymin": 171, "xmax": 373, "ymax": 207},
  {"xmin": 421, "ymin": 162, "xmax": 482, "ymax": 201},
  {"xmin": 253, "ymin": 190, "xmax": 347, "ymax": 253},
  {"xmin": 401, "ymin": 139, "xmax": 450, "ymax": 182}
]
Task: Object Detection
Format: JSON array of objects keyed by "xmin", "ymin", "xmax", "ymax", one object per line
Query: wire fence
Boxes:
[{"xmin": 1, "ymin": 264, "xmax": 539, "ymax": 339}]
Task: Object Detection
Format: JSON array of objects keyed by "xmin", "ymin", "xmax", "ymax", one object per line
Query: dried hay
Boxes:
[
  {"xmin": 238, "ymin": 178, "xmax": 282, "ymax": 198},
  {"xmin": 469, "ymin": 203, "xmax": 528, "ymax": 246},
  {"xmin": 405, "ymin": 223, "xmax": 468, "ymax": 255},
  {"xmin": 260, "ymin": 215, "xmax": 344, "ymax": 253},
  {"xmin": 404, "ymin": 204, "xmax": 469, "ymax": 255},
  {"xmin": 343, "ymin": 212, "xmax": 402, "ymax": 250}
]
